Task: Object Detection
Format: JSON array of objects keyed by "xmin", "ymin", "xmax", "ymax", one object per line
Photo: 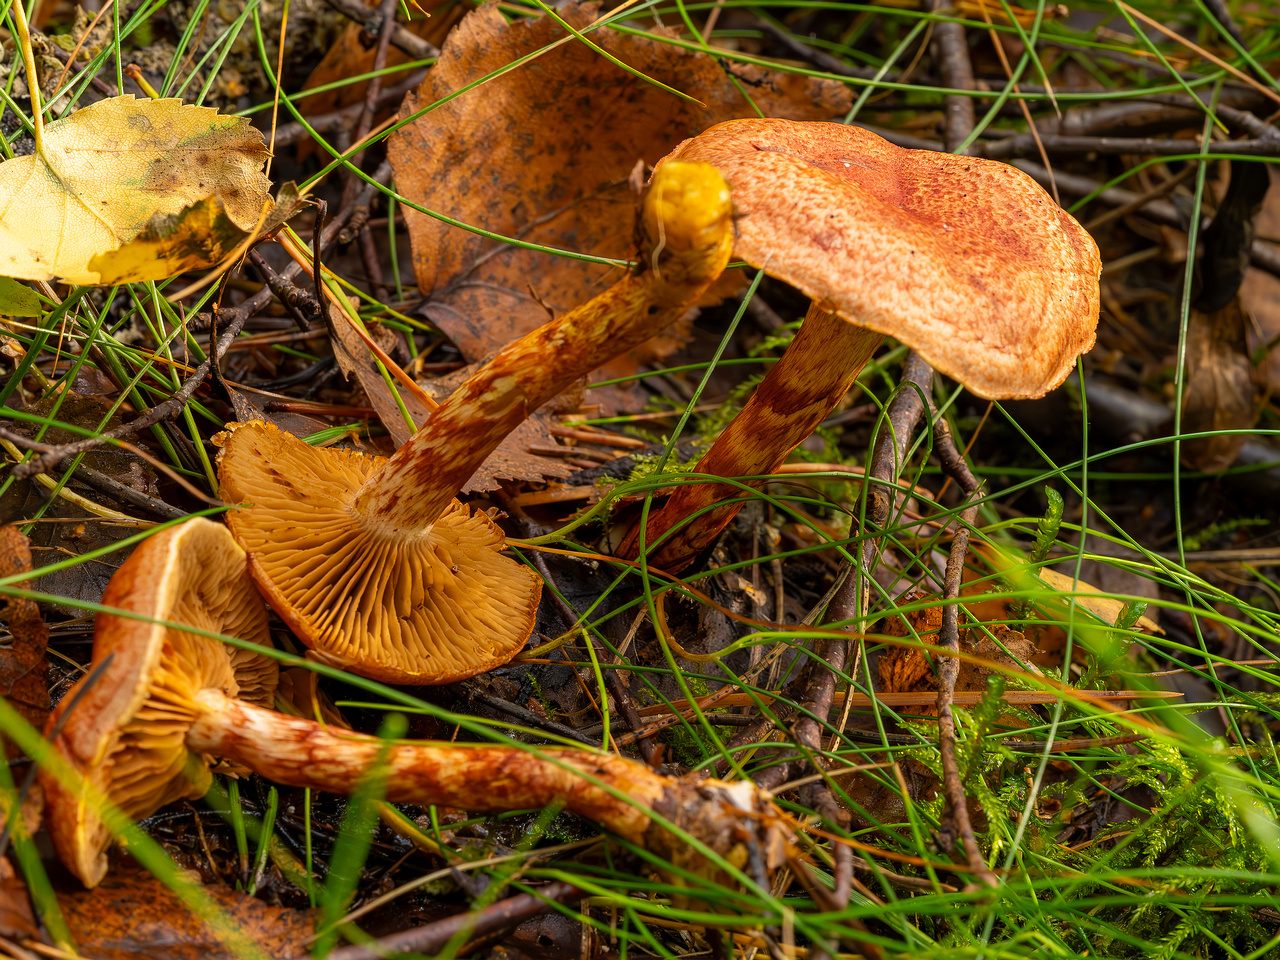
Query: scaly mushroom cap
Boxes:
[
  {"xmin": 216, "ymin": 420, "xmax": 542, "ymax": 684},
  {"xmin": 40, "ymin": 518, "xmax": 276, "ymax": 887},
  {"xmin": 662, "ymin": 118, "xmax": 1100, "ymax": 399}
]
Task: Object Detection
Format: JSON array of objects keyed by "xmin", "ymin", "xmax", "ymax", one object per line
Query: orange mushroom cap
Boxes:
[
  {"xmin": 661, "ymin": 118, "xmax": 1100, "ymax": 399},
  {"xmin": 40, "ymin": 518, "xmax": 277, "ymax": 888}
]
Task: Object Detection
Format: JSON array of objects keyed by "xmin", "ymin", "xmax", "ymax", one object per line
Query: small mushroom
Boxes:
[
  {"xmin": 40, "ymin": 517, "xmax": 277, "ymax": 888},
  {"xmin": 217, "ymin": 160, "xmax": 734, "ymax": 683},
  {"xmin": 44, "ymin": 519, "xmax": 792, "ymax": 898},
  {"xmin": 622, "ymin": 118, "xmax": 1101, "ymax": 570}
]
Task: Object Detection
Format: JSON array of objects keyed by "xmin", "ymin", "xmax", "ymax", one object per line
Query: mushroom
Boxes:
[
  {"xmin": 40, "ymin": 517, "xmax": 278, "ymax": 888},
  {"xmin": 44, "ymin": 519, "xmax": 792, "ymax": 898},
  {"xmin": 217, "ymin": 160, "xmax": 734, "ymax": 683},
  {"xmin": 620, "ymin": 118, "xmax": 1100, "ymax": 570}
]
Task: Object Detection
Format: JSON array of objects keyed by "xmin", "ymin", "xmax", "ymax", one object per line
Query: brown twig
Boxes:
[
  {"xmin": 305, "ymin": 881, "xmax": 584, "ymax": 960},
  {"xmin": 856, "ymin": 352, "xmax": 934, "ymax": 627},
  {"xmin": 1201, "ymin": 0, "xmax": 1249, "ymax": 49},
  {"xmin": 11, "ymin": 307, "xmax": 255, "ymax": 479},
  {"xmin": 56, "ymin": 458, "xmax": 188, "ymax": 520},
  {"xmin": 247, "ymin": 249, "xmax": 321, "ymax": 332},
  {"xmin": 42, "ymin": 37, "xmax": 116, "ymax": 98},
  {"xmin": 930, "ymin": 411, "xmax": 998, "ymax": 889},
  {"xmin": 271, "ymin": 72, "xmax": 425, "ymax": 147},
  {"xmin": 0, "ymin": 428, "xmax": 188, "ymax": 519},
  {"xmin": 753, "ymin": 15, "xmax": 878, "ymax": 80},
  {"xmin": 907, "ymin": 32, "xmax": 977, "ymax": 881},
  {"xmin": 319, "ymin": 0, "xmax": 440, "ymax": 60},
  {"xmin": 344, "ymin": 0, "xmax": 399, "ymax": 306},
  {"xmin": 467, "ymin": 687, "xmax": 602, "ymax": 748},
  {"xmin": 929, "ymin": 0, "xmax": 976, "ymax": 154},
  {"xmin": 1013, "ymin": 160, "xmax": 1280, "ymax": 281},
  {"xmin": 981, "ymin": 133, "xmax": 1280, "ymax": 160}
]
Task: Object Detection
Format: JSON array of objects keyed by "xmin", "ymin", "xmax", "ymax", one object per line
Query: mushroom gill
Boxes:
[{"xmin": 218, "ymin": 421, "xmax": 539, "ymax": 682}]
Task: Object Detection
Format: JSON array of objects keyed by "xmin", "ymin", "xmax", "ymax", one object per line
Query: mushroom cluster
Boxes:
[
  {"xmin": 216, "ymin": 159, "xmax": 734, "ymax": 683},
  {"xmin": 43, "ymin": 519, "xmax": 793, "ymax": 896},
  {"xmin": 39, "ymin": 117, "xmax": 1102, "ymax": 906}
]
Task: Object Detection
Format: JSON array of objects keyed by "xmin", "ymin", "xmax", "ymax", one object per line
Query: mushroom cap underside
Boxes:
[
  {"xmin": 41, "ymin": 518, "xmax": 275, "ymax": 887},
  {"xmin": 216, "ymin": 420, "xmax": 543, "ymax": 685},
  {"xmin": 664, "ymin": 118, "xmax": 1101, "ymax": 399}
]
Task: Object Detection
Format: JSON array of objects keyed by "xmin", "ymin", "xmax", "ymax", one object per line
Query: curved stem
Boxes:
[
  {"xmin": 621, "ymin": 304, "xmax": 882, "ymax": 571},
  {"xmin": 187, "ymin": 690, "xmax": 668, "ymax": 845},
  {"xmin": 186, "ymin": 690, "xmax": 794, "ymax": 901},
  {"xmin": 353, "ymin": 161, "xmax": 734, "ymax": 529}
]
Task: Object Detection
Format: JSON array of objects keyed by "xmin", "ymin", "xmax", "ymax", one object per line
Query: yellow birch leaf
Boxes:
[
  {"xmin": 89, "ymin": 183, "xmax": 305, "ymax": 286},
  {"xmin": 0, "ymin": 96, "xmax": 270, "ymax": 285}
]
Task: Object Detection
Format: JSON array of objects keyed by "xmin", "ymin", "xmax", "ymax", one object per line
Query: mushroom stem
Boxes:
[
  {"xmin": 185, "ymin": 689, "xmax": 791, "ymax": 886},
  {"xmin": 351, "ymin": 161, "xmax": 734, "ymax": 530},
  {"xmin": 621, "ymin": 304, "xmax": 882, "ymax": 571},
  {"xmin": 187, "ymin": 689, "xmax": 664, "ymax": 842}
]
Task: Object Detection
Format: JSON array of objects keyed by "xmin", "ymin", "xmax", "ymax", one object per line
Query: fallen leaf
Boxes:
[
  {"xmin": 878, "ymin": 593, "xmax": 1038, "ymax": 716},
  {"xmin": 0, "ymin": 856, "xmax": 38, "ymax": 941},
  {"xmin": 1240, "ymin": 267, "xmax": 1280, "ymax": 396},
  {"xmin": 57, "ymin": 862, "xmax": 316, "ymax": 960},
  {"xmin": 0, "ymin": 524, "xmax": 49, "ymax": 757},
  {"xmin": 1180, "ymin": 298, "xmax": 1255, "ymax": 472},
  {"xmin": 387, "ymin": 1, "xmax": 850, "ymax": 410},
  {"xmin": 1036, "ymin": 568, "xmax": 1164, "ymax": 635},
  {"xmin": 1239, "ymin": 164, "xmax": 1280, "ymax": 395},
  {"xmin": 294, "ymin": 0, "xmax": 465, "ymax": 161},
  {"xmin": 960, "ymin": 545, "xmax": 1164, "ymax": 676},
  {"xmin": 324, "ymin": 302, "xmax": 574, "ymax": 491},
  {"xmin": 88, "ymin": 183, "xmax": 305, "ymax": 286},
  {"xmin": 0, "ymin": 278, "xmax": 40, "ymax": 316},
  {"xmin": 0, "ymin": 96, "xmax": 271, "ymax": 284}
]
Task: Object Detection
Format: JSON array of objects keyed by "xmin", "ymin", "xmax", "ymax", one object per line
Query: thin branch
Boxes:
[
  {"xmin": 930, "ymin": 412, "xmax": 998, "ymax": 888},
  {"xmin": 320, "ymin": 0, "xmax": 440, "ymax": 61},
  {"xmin": 310, "ymin": 881, "xmax": 583, "ymax": 960}
]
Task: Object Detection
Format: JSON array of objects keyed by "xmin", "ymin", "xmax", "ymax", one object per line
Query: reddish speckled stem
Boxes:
[
  {"xmin": 620, "ymin": 305, "xmax": 882, "ymax": 571},
  {"xmin": 351, "ymin": 161, "xmax": 734, "ymax": 531},
  {"xmin": 186, "ymin": 690, "xmax": 666, "ymax": 843}
]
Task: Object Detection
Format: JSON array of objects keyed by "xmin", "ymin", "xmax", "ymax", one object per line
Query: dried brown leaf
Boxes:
[
  {"xmin": 323, "ymin": 307, "xmax": 573, "ymax": 491},
  {"xmin": 57, "ymin": 863, "xmax": 316, "ymax": 960},
  {"xmin": 294, "ymin": 0, "xmax": 466, "ymax": 160},
  {"xmin": 387, "ymin": 2, "xmax": 850, "ymax": 411},
  {"xmin": 0, "ymin": 525, "xmax": 49, "ymax": 757},
  {"xmin": 877, "ymin": 593, "xmax": 1037, "ymax": 716},
  {"xmin": 0, "ymin": 857, "xmax": 37, "ymax": 942}
]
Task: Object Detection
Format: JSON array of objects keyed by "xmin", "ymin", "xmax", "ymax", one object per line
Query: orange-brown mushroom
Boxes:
[
  {"xmin": 622, "ymin": 118, "xmax": 1101, "ymax": 570},
  {"xmin": 216, "ymin": 160, "xmax": 734, "ymax": 683},
  {"xmin": 44, "ymin": 519, "xmax": 792, "ymax": 899},
  {"xmin": 40, "ymin": 518, "xmax": 278, "ymax": 888}
]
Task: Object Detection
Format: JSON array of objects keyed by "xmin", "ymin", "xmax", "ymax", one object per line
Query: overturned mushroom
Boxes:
[
  {"xmin": 218, "ymin": 160, "xmax": 734, "ymax": 683},
  {"xmin": 621, "ymin": 119, "xmax": 1100, "ymax": 570},
  {"xmin": 40, "ymin": 518, "xmax": 277, "ymax": 888},
  {"xmin": 44, "ymin": 519, "xmax": 793, "ymax": 898}
]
